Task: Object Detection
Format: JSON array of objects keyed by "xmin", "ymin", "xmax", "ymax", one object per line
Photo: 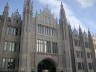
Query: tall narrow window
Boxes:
[
  {"xmin": 4, "ymin": 42, "xmax": 7, "ymax": 51},
  {"xmin": 9, "ymin": 42, "xmax": 15, "ymax": 52},
  {"xmin": 2, "ymin": 58, "xmax": 6, "ymax": 68},
  {"xmin": 44, "ymin": 41, "xmax": 47, "ymax": 53},
  {"xmin": 50, "ymin": 28, "xmax": 52, "ymax": 36},
  {"xmin": 47, "ymin": 41, "xmax": 51, "ymax": 53},
  {"xmin": 11, "ymin": 42, "xmax": 15, "ymax": 52},
  {"xmin": 36, "ymin": 40, "xmax": 58, "ymax": 53},
  {"xmin": 46, "ymin": 27, "xmax": 48, "ymax": 35},
  {"xmin": 38, "ymin": 24, "xmax": 40, "ymax": 33},
  {"xmin": 40, "ymin": 40, "xmax": 43, "ymax": 52},
  {"xmin": 37, "ymin": 40, "xmax": 39, "ymax": 52},
  {"xmin": 7, "ymin": 58, "xmax": 15, "ymax": 69},
  {"xmin": 88, "ymin": 63, "xmax": 93, "ymax": 70},
  {"xmin": 78, "ymin": 62, "xmax": 82, "ymax": 70},
  {"xmin": 37, "ymin": 24, "xmax": 57, "ymax": 36},
  {"xmin": 36, "ymin": 40, "xmax": 44, "ymax": 52},
  {"xmin": 7, "ymin": 27, "xmax": 17, "ymax": 36},
  {"xmin": 45, "ymin": 27, "xmax": 47, "ymax": 35},
  {"xmin": 53, "ymin": 42, "xmax": 58, "ymax": 54},
  {"xmin": 52, "ymin": 29, "xmax": 54, "ymax": 36}
]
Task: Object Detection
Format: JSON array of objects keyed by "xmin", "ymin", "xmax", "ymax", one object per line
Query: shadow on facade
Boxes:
[{"xmin": 37, "ymin": 58, "xmax": 56, "ymax": 72}]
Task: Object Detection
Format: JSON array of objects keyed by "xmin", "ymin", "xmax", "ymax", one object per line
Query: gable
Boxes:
[{"xmin": 36, "ymin": 8, "xmax": 56, "ymax": 26}]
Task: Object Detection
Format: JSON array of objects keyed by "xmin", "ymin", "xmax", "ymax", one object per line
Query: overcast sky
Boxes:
[{"xmin": 0, "ymin": 0, "xmax": 96, "ymax": 34}]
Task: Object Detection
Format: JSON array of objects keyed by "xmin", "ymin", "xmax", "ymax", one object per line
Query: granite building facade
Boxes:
[
  {"xmin": 0, "ymin": 0, "xmax": 95, "ymax": 72},
  {"xmin": 93, "ymin": 35, "xmax": 96, "ymax": 56}
]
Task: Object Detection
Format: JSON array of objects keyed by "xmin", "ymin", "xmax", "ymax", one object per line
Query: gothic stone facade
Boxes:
[
  {"xmin": 0, "ymin": 0, "xmax": 95, "ymax": 72},
  {"xmin": 93, "ymin": 35, "xmax": 96, "ymax": 56}
]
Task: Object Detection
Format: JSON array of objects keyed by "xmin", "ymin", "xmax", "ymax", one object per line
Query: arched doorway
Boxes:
[{"xmin": 37, "ymin": 58, "xmax": 56, "ymax": 72}]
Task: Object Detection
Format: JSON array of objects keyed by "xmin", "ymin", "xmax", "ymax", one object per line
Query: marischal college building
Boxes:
[{"xmin": 0, "ymin": 0, "xmax": 96, "ymax": 72}]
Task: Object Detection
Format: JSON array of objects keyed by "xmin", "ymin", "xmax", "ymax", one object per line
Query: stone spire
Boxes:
[
  {"xmin": 23, "ymin": 0, "xmax": 33, "ymax": 32},
  {"xmin": 60, "ymin": 2, "xmax": 67, "ymax": 23},
  {"xmin": 79, "ymin": 26, "xmax": 82, "ymax": 36},
  {"xmin": 88, "ymin": 30, "xmax": 91, "ymax": 37},
  {"xmin": 3, "ymin": 2, "xmax": 9, "ymax": 17},
  {"xmin": 23, "ymin": 0, "xmax": 32, "ymax": 16},
  {"xmin": 88, "ymin": 30, "xmax": 92, "ymax": 48},
  {"xmin": 59, "ymin": 2, "xmax": 73, "ymax": 72},
  {"xmin": 19, "ymin": 0, "xmax": 33, "ymax": 72},
  {"xmin": 59, "ymin": 1, "xmax": 68, "ymax": 40},
  {"xmin": 79, "ymin": 26, "xmax": 83, "ymax": 47}
]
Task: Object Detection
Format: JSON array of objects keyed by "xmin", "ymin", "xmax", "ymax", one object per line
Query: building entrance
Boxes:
[{"xmin": 37, "ymin": 58, "xmax": 56, "ymax": 72}]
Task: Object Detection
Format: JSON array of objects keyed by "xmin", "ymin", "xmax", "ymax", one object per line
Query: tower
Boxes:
[
  {"xmin": 23, "ymin": 0, "xmax": 32, "ymax": 32},
  {"xmin": 59, "ymin": 2, "xmax": 73, "ymax": 72},
  {"xmin": 68, "ymin": 25, "xmax": 76, "ymax": 72},
  {"xmin": 0, "ymin": 3, "xmax": 9, "ymax": 43},
  {"xmin": 3, "ymin": 2, "xmax": 9, "ymax": 17},
  {"xmin": 19, "ymin": 0, "xmax": 33, "ymax": 72}
]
